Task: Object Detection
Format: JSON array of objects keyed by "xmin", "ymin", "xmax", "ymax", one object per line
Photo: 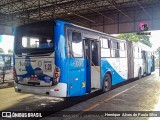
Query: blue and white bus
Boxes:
[{"xmin": 13, "ymin": 20, "xmax": 155, "ymax": 97}]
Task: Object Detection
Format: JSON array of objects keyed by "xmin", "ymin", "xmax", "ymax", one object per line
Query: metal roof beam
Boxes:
[
  {"xmin": 135, "ymin": 0, "xmax": 152, "ymax": 19},
  {"xmin": 107, "ymin": 0, "xmax": 133, "ymax": 21},
  {"xmin": 88, "ymin": 8, "xmax": 115, "ymax": 22}
]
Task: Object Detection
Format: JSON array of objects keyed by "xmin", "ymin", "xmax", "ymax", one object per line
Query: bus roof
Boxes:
[
  {"xmin": 15, "ymin": 20, "xmax": 152, "ymax": 49},
  {"xmin": 68, "ymin": 21, "xmax": 126, "ymax": 42},
  {"xmin": 133, "ymin": 42, "xmax": 152, "ymax": 51},
  {"xmin": 15, "ymin": 20, "xmax": 55, "ymax": 29}
]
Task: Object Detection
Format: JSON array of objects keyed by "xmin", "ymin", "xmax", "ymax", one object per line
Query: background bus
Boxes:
[
  {"xmin": 13, "ymin": 20, "xmax": 155, "ymax": 97},
  {"xmin": 0, "ymin": 53, "xmax": 13, "ymax": 83}
]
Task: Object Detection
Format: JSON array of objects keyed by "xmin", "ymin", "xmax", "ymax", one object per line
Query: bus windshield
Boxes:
[{"xmin": 15, "ymin": 23, "xmax": 54, "ymax": 55}]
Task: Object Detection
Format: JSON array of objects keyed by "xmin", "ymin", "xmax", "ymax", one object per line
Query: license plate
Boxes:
[{"xmin": 28, "ymin": 80, "xmax": 40, "ymax": 85}]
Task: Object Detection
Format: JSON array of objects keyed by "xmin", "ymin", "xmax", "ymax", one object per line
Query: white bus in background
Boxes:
[{"xmin": 127, "ymin": 42, "xmax": 155, "ymax": 80}]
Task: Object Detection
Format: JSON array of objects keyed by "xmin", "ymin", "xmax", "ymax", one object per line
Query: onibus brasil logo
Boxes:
[{"xmin": 137, "ymin": 22, "xmax": 151, "ymax": 35}]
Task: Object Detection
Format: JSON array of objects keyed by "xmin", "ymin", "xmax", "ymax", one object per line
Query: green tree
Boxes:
[
  {"xmin": 117, "ymin": 33, "xmax": 152, "ymax": 47},
  {"xmin": 8, "ymin": 49, "xmax": 13, "ymax": 53},
  {"xmin": 0, "ymin": 48, "xmax": 4, "ymax": 53}
]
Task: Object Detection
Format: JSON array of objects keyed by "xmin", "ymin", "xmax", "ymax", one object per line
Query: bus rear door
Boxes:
[{"xmin": 67, "ymin": 30, "xmax": 86, "ymax": 96}]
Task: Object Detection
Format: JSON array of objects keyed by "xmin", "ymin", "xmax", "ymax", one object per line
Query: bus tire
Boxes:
[
  {"xmin": 103, "ymin": 73, "xmax": 111, "ymax": 92},
  {"xmin": 138, "ymin": 68, "xmax": 142, "ymax": 79}
]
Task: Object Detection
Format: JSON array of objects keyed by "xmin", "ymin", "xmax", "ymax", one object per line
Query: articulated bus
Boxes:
[{"xmin": 13, "ymin": 20, "xmax": 155, "ymax": 97}]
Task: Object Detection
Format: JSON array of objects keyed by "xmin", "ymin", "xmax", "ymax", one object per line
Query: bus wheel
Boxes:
[
  {"xmin": 103, "ymin": 73, "xmax": 111, "ymax": 92},
  {"xmin": 138, "ymin": 69, "xmax": 142, "ymax": 79}
]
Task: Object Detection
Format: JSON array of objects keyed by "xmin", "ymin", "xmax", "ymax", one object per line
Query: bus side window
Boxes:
[
  {"xmin": 119, "ymin": 42, "xmax": 126, "ymax": 57},
  {"xmin": 67, "ymin": 29, "xmax": 73, "ymax": 57},
  {"xmin": 100, "ymin": 37, "xmax": 110, "ymax": 57},
  {"xmin": 67, "ymin": 29, "xmax": 83, "ymax": 58},
  {"xmin": 111, "ymin": 40, "xmax": 119, "ymax": 58},
  {"xmin": 71, "ymin": 31, "xmax": 83, "ymax": 58}
]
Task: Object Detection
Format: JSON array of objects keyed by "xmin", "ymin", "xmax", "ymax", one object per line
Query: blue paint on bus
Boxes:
[
  {"xmin": 17, "ymin": 56, "xmax": 53, "ymax": 82},
  {"xmin": 101, "ymin": 59, "xmax": 125, "ymax": 86},
  {"xmin": 54, "ymin": 20, "xmax": 87, "ymax": 96}
]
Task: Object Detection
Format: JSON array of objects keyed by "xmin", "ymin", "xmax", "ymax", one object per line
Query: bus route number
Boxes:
[{"xmin": 44, "ymin": 63, "xmax": 52, "ymax": 72}]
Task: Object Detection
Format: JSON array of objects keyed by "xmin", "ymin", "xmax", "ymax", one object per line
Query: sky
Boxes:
[
  {"xmin": 0, "ymin": 35, "xmax": 14, "ymax": 53},
  {"xmin": 0, "ymin": 31, "xmax": 160, "ymax": 53},
  {"xmin": 150, "ymin": 30, "xmax": 160, "ymax": 51}
]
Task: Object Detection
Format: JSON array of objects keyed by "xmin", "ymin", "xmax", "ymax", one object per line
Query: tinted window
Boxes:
[
  {"xmin": 72, "ymin": 32, "xmax": 83, "ymax": 57},
  {"xmin": 100, "ymin": 37, "xmax": 110, "ymax": 57},
  {"xmin": 111, "ymin": 49, "xmax": 119, "ymax": 57},
  {"xmin": 120, "ymin": 43, "xmax": 125, "ymax": 50},
  {"xmin": 119, "ymin": 42, "xmax": 126, "ymax": 57},
  {"xmin": 22, "ymin": 37, "xmax": 53, "ymax": 49},
  {"xmin": 111, "ymin": 40, "xmax": 119, "ymax": 57},
  {"xmin": 15, "ymin": 24, "xmax": 54, "ymax": 54},
  {"xmin": 112, "ymin": 41, "xmax": 118, "ymax": 49}
]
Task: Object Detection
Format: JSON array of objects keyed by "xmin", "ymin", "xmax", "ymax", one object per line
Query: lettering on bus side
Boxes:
[
  {"xmin": 74, "ymin": 61, "xmax": 83, "ymax": 67},
  {"xmin": 19, "ymin": 60, "xmax": 33, "ymax": 67}
]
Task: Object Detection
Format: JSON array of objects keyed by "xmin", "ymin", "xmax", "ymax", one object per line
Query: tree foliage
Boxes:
[
  {"xmin": 117, "ymin": 33, "xmax": 152, "ymax": 47},
  {"xmin": 0, "ymin": 48, "xmax": 4, "ymax": 53},
  {"xmin": 8, "ymin": 49, "xmax": 13, "ymax": 53}
]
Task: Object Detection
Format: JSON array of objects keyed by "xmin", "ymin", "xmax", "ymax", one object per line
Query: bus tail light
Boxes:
[
  {"xmin": 52, "ymin": 66, "xmax": 60, "ymax": 85},
  {"xmin": 13, "ymin": 66, "xmax": 18, "ymax": 83},
  {"xmin": 13, "ymin": 67, "xmax": 17, "ymax": 77},
  {"xmin": 55, "ymin": 67, "xmax": 60, "ymax": 72},
  {"xmin": 54, "ymin": 73, "xmax": 59, "ymax": 77},
  {"xmin": 54, "ymin": 89, "xmax": 59, "ymax": 92}
]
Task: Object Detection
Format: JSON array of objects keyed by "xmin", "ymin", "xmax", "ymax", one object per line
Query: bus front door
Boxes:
[{"xmin": 84, "ymin": 39, "xmax": 101, "ymax": 93}]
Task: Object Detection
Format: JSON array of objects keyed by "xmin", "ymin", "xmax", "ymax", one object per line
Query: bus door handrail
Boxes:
[
  {"xmin": 86, "ymin": 54, "xmax": 100, "ymax": 72},
  {"xmin": 91, "ymin": 61, "xmax": 100, "ymax": 72}
]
